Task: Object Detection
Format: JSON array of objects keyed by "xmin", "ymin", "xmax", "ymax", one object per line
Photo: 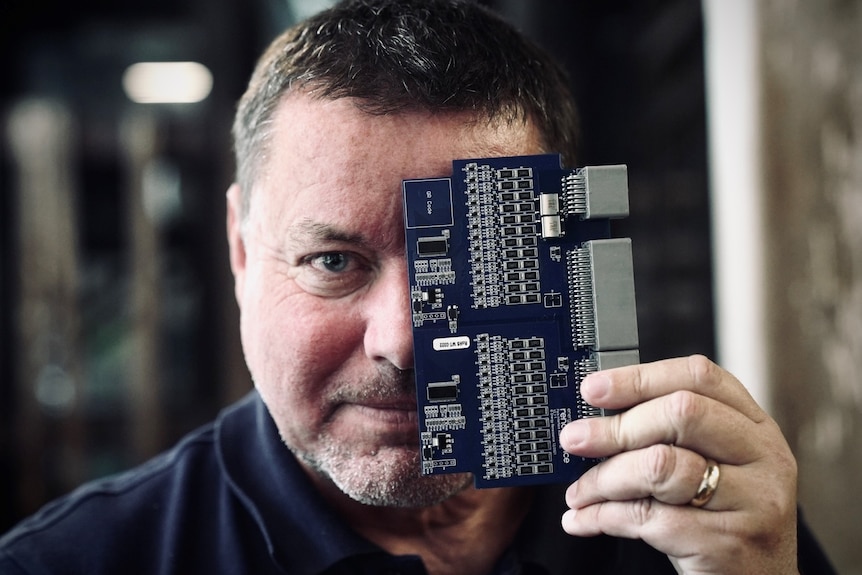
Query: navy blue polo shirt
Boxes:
[{"xmin": 0, "ymin": 392, "xmax": 835, "ymax": 574}]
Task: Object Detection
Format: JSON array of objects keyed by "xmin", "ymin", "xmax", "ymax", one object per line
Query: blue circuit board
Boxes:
[{"xmin": 403, "ymin": 153, "xmax": 639, "ymax": 488}]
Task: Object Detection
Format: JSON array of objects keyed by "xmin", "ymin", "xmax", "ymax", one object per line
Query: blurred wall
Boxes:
[
  {"xmin": 1, "ymin": 0, "xmax": 267, "ymax": 529},
  {"xmin": 760, "ymin": 0, "xmax": 862, "ymax": 572}
]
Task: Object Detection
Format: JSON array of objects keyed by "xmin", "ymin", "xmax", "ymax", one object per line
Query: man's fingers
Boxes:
[
  {"xmin": 561, "ymin": 484, "xmax": 798, "ymax": 573},
  {"xmin": 560, "ymin": 355, "xmax": 801, "ymax": 574},
  {"xmin": 560, "ymin": 391, "xmax": 766, "ymax": 464},
  {"xmin": 560, "ymin": 498, "xmax": 741, "ymax": 559},
  {"xmin": 565, "ymin": 445, "xmax": 742, "ymax": 510},
  {"xmin": 580, "ymin": 355, "xmax": 766, "ymax": 423}
]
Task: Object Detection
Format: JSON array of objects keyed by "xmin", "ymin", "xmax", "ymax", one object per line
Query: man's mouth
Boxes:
[
  {"xmin": 350, "ymin": 400, "xmax": 418, "ymax": 426},
  {"xmin": 326, "ymin": 369, "xmax": 419, "ymax": 433}
]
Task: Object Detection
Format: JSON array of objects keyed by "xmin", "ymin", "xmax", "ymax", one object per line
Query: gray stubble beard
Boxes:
[{"xmin": 296, "ymin": 439, "xmax": 473, "ymax": 508}]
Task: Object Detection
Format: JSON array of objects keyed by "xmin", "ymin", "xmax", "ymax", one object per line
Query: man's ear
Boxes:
[{"xmin": 226, "ymin": 183, "xmax": 247, "ymax": 304}]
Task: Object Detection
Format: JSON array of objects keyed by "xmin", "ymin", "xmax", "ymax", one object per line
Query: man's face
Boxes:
[{"xmin": 227, "ymin": 94, "xmax": 544, "ymax": 507}]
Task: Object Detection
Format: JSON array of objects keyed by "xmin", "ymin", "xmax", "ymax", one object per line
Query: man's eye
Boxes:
[
  {"xmin": 297, "ymin": 251, "xmax": 374, "ymax": 297},
  {"xmin": 315, "ymin": 252, "xmax": 350, "ymax": 273}
]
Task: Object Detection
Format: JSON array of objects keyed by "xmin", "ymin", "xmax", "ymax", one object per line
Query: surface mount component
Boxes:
[{"xmin": 403, "ymin": 154, "xmax": 639, "ymax": 488}]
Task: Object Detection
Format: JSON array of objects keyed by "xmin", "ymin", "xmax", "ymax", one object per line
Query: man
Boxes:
[{"xmin": 0, "ymin": 0, "xmax": 835, "ymax": 573}]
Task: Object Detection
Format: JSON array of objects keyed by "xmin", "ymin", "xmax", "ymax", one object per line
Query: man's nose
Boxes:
[{"xmin": 363, "ymin": 260, "xmax": 414, "ymax": 370}]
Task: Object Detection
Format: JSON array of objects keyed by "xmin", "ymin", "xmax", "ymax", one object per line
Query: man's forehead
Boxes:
[
  {"xmin": 272, "ymin": 92, "xmax": 544, "ymax": 152},
  {"xmin": 249, "ymin": 95, "xmax": 547, "ymax": 235}
]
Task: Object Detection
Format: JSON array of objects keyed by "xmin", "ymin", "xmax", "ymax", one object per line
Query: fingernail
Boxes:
[
  {"xmin": 560, "ymin": 421, "xmax": 586, "ymax": 449},
  {"xmin": 581, "ymin": 373, "xmax": 609, "ymax": 401}
]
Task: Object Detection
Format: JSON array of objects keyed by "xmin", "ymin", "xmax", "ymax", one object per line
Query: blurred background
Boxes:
[{"xmin": 1, "ymin": 0, "xmax": 859, "ymax": 571}]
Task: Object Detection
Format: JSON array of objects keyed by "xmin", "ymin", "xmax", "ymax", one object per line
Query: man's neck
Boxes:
[{"xmin": 314, "ymin": 476, "xmax": 534, "ymax": 575}]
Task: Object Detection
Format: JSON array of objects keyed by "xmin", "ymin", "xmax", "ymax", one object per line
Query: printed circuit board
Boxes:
[{"xmin": 403, "ymin": 153, "xmax": 639, "ymax": 488}]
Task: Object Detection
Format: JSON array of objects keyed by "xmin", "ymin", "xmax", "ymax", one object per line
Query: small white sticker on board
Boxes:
[{"xmin": 432, "ymin": 336, "xmax": 471, "ymax": 351}]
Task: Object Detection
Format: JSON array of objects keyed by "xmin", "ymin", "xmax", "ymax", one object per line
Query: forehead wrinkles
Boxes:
[
  {"xmin": 287, "ymin": 216, "xmax": 405, "ymax": 254},
  {"xmin": 245, "ymin": 172, "xmax": 407, "ymax": 255}
]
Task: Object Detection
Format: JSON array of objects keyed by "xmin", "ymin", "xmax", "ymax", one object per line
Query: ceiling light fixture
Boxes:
[{"xmin": 122, "ymin": 61, "xmax": 213, "ymax": 104}]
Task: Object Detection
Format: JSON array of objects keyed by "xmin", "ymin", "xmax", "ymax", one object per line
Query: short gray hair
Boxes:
[{"xmin": 231, "ymin": 0, "xmax": 580, "ymax": 217}]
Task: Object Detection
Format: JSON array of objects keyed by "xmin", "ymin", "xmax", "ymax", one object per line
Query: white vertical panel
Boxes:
[{"xmin": 702, "ymin": 0, "xmax": 769, "ymax": 410}]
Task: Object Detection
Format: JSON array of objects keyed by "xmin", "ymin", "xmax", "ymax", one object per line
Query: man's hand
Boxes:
[{"xmin": 560, "ymin": 355, "xmax": 799, "ymax": 574}]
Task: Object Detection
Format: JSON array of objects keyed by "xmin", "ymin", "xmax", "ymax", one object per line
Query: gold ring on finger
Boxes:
[{"xmin": 690, "ymin": 458, "xmax": 720, "ymax": 508}]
